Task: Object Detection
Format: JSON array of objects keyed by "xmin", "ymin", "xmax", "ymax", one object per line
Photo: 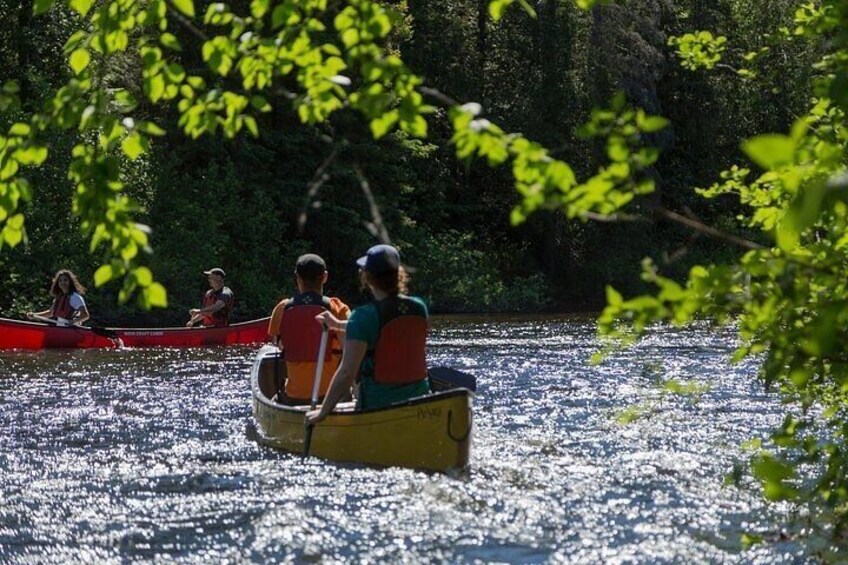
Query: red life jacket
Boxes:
[
  {"xmin": 280, "ymin": 291, "xmax": 333, "ymax": 363},
  {"xmin": 201, "ymin": 287, "xmax": 233, "ymax": 327},
  {"xmin": 51, "ymin": 293, "xmax": 78, "ymax": 321},
  {"xmin": 371, "ymin": 295, "xmax": 428, "ymax": 385}
]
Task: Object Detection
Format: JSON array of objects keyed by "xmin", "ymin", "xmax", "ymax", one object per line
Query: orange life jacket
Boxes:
[
  {"xmin": 280, "ymin": 291, "xmax": 334, "ymax": 363},
  {"xmin": 371, "ymin": 295, "xmax": 428, "ymax": 385}
]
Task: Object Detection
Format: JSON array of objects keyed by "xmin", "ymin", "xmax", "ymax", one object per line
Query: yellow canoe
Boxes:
[{"xmin": 250, "ymin": 345, "xmax": 473, "ymax": 472}]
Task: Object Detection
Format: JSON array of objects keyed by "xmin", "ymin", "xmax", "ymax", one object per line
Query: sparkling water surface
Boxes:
[{"xmin": 0, "ymin": 317, "xmax": 813, "ymax": 563}]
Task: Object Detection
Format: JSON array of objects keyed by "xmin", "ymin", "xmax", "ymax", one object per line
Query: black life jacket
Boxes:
[
  {"xmin": 201, "ymin": 287, "xmax": 232, "ymax": 326},
  {"xmin": 369, "ymin": 295, "xmax": 428, "ymax": 385},
  {"xmin": 280, "ymin": 291, "xmax": 333, "ymax": 362}
]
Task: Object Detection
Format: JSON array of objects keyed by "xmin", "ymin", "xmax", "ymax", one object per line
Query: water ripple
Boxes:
[{"xmin": 0, "ymin": 320, "xmax": 818, "ymax": 563}]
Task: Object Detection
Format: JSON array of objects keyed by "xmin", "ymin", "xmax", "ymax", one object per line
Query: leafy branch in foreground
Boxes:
[
  {"xmin": 0, "ymin": 0, "xmax": 659, "ymax": 309},
  {"xmin": 599, "ymin": 1, "xmax": 848, "ymax": 548}
]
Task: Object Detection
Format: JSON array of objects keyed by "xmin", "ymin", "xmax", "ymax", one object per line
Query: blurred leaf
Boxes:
[
  {"xmin": 33, "ymin": 0, "xmax": 55, "ymax": 15},
  {"xmin": 121, "ymin": 133, "xmax": 146, "ymax": 160},
  {"xmin": 69, "ymin": 0, "xmax": 94, "ymax": 16},
  {"xmin": 93, "ymin": 264, "xmax": 116, "ymax": 287},
  {"xmin": 742, "ymin": 135, "xmax": 795, "ymax": 170},
  {"xmin": 69, "ymin": 49, "xmax": 91, "ymax": 75},
  {"xmin": 171, "ymin": 0, "xmax": 195, "ymax": 18}
]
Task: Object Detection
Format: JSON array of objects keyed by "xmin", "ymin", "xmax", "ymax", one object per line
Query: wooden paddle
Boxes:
[
  {"xmin": 428, "ymin": 366, "xmax": 477, "ymax": 393},
  {"xmin": 29, "ymin": 314, "xmax": 121, "ymax": 341},
  {"xmin": 303, "ymin": 324, "xmax": 330, "ymax": 458}
]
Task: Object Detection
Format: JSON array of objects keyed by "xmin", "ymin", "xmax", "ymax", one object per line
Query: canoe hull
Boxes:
[
  {"xmin": 0, "ymin": 317, "xmax": 270, "ymax": 349},
  {"xmin": 251, "ymin": 346, "xmax": 473, "ymax": 472}
]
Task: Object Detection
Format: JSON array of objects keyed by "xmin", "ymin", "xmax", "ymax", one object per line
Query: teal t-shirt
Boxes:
[{"xmin": 346, "ymin": 296, "xmax": 430, "ymax": 410}]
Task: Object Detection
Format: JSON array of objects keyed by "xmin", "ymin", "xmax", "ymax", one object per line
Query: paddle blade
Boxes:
[
  {"xmin": 428, "ymin": 366, "xmax": 477, "ymax": 393},
  {"xmin": 303, "ymin": 422, "xmax": 314, "ymax": 458}
]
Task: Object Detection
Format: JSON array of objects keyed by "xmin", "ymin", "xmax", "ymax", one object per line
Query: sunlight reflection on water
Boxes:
[{"xmin": 0, "ymin": 318, "xmax": 814, "ymax": 563}]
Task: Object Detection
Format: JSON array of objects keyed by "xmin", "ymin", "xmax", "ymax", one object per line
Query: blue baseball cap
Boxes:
[{"xmin": 356, "ymin": 244, "xmax": 400, "ymax": 275}]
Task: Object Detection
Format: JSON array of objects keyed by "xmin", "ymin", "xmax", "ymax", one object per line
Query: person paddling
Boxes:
[
  {"xmin": 26, "ymin": 269, "xmax": 91, "ymax": 327},
  {"xmin": 306, "ymin": 244, "xmax": 430, "ymax": 425},
  {"xmin": 267, "ymin": 253, "xmax": 351, "ymax": 404},
  {"xmin": 186, "ymin": 267, "xmax": 234, "ymax": 327}
]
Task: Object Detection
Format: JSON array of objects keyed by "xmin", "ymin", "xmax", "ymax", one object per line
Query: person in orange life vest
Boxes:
[
  {"xmin": 267, "ymin": 253, "xmax": 351, "ymax": 404},
  {"xmin": 26, "ymin": 269, "xmax": 91, "ymax": 327},
  {"xmin": 186, "ymin": 267, "xmax": 234, "ymax": 327},
  {"xmin": 306, "ymin": 244, "xmax": 430, "ymax": 424}
]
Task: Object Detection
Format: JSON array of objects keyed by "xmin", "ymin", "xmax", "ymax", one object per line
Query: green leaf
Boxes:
[
  {"xmin": 638, "ymin": 115, "xmax": 669, "ymax": 133},
  {"xmin": 9, "ymin": 123, "xmax": 31, "ymax": 137},
  {"xmin": 488, "ymin": 0, "xmax": 513, "ymax": 21},
  {"xmin": 3, "ymin": 214, "xmax": 25, "ymax": 247},
  {"xmin": 742, "ymin": 134, "xmax": 795, "ymax": 171},
  {"xmin": 121, "ymin": 133, "xmax": 146, "ymax": 160},
  {"xmin": 137, "ymin": 121, "xmax": 166, "ymax": 136},
  {"xmin": 93, "ymin": 264, "xmax": 116, "ymax": 287},
  {"xmin": 160, "ymin": 33, "xmax": 182, "ymax": 51},
  {"xmin": 33, "ymin": 0, "xmax": 55, "ymax": 15},
  {"xmin": 133, "ymin": 266, "xmax": 153, "ymax": 287},
  {"xmin": 145, "ymin": 282, "xmax": 168, "ymax": 308},
  {"xmin": 145, "ymin": 74, "xmax": 165, "ymax": 102},
  {"xmin": 69, "ymin": 49, "xmax": 91, "ymax": 75},
  {"xmin": 606, "ymin": 285, "xmax": 623, "ymax": 306},
  {"xmin": 14, "ymin": 146, "xmax": 48, "ymax": 165},
  {"xmin": 69, "ymin": 0, "xmax": 94, "ymax": 16},
  {"xmin": 171, "ymin": 0, "xmax": 195, "ymax": 18},
  {"xmin": 250, "ymin": 0, "xmax": 269, "ymax": 19},
  {"xmin": 370, "ymin": 110, "xmax": 398, "ymax": 139}
]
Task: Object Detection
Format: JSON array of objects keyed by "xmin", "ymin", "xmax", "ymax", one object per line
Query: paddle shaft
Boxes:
[
  {"xmin": 29, "ymin": 314, "xmax": 71, "ymax": 326},
  {"xmin": 30, "ymin": 314, "xmax": 120, "ymax": 341},
  {"xmin": 310, "ymin": 326, "xmax": 330, "ymax": 410},
  {"xmin": 304, "ymin": 325, "xmax": 330, "ymax": 457},
  {"xmin": 275, "ymin": 344, "xmax": 284, "ymax": 403}
]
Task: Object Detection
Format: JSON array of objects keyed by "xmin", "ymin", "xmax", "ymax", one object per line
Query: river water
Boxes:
[{"xmin": 0, "ymin": 316, "xmax": 816, "ymax": 563}]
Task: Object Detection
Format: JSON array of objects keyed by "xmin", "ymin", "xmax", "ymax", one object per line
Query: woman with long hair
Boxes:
[
  {"xmin": 306, "ymin": 244, "xmax": 430, "ymax": 424},
  {"xmin": 26, "ymin": 269, "xmax": 90, "ymax": 326}
]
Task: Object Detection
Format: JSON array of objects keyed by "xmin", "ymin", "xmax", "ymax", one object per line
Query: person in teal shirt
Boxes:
[{"xmin": 306, "ymin": 244, "xmax": 430, "ymax": 422}]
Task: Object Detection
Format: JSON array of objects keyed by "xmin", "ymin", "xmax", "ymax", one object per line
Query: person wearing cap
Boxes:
[
  {"xmin": 186, "ymin": 267, "xmax": 234, "ymax": 327},
  {"xmin": 306, "ymin": 244, "xmax": 430, "ymax": 423},
  {"xmin": 267, "ymin": 254, "xmax": 351, "ymax": 404}
]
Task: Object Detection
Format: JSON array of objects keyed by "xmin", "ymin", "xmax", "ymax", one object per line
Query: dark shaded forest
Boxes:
[{"xmin": 0, "ymin": 0, "xmax": 814, "ymax": 325}]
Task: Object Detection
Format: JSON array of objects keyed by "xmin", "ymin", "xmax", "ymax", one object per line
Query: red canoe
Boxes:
[{"xmin": 0, "ymin": 317, "xmax": 271, "ymax": 349}]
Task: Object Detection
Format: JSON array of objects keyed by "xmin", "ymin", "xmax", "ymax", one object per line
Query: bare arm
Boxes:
[
  {"xmin": 315, "ymin": 311, "xmax": 348, "ymax": 333},
  {"xmin": 305, "ymin": 339, "xmax": 367, "ymax": 424},
  {"xmin": 75, "ymin": 304, "xmax": 90, "ymax": 325},
  {"xmin": 27, "ymin": 308, "xmax": 53, "ymax": 319},
  {"xmin": 187, "ymin": 299, "xmax": 225, "ymax": 326}
]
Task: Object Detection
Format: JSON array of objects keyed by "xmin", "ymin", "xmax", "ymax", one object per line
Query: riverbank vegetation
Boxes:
[
  {"xmin": 1, "ymin": 0, "xmax": 847, "ymax": 556},
  {"xmin": 0, "ymin": 0, "xmax": 813, "ymax": 323}
]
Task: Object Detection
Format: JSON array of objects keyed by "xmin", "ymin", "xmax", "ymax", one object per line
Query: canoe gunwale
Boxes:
[{"xmin": 0, "ymin": 316, "xmax": 271, "ymax": 349}]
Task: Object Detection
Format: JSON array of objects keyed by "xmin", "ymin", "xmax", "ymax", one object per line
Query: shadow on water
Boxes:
[{"xmin": 0, "ymin": 321, "xmax": 819, "ymax": 563}]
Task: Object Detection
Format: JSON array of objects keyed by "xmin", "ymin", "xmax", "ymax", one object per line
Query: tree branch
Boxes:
[{"xmin": 297, "ymin": 144, "xmax": 340, "ymax": 232}]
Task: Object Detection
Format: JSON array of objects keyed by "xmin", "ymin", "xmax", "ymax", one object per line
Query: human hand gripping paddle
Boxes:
[{"xmin": 303, "ymin": 323, "xmax": 330, "ymax": 458}]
